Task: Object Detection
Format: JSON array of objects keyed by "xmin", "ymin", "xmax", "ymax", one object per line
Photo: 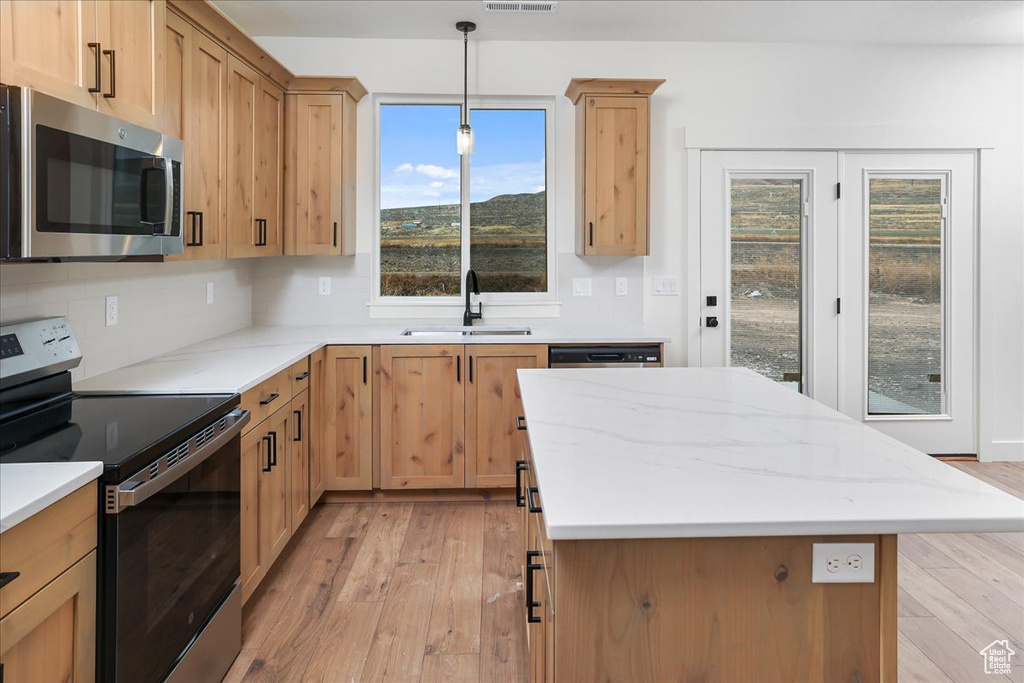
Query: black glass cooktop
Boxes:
[{"xmin": 0, "ymin": 393, "xmax": 238, "ymax": 482}]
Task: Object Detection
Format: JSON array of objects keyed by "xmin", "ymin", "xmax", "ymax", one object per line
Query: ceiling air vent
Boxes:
[{"xmin": 484, "ymin": 1, "xmax": 558, "ymax": 12}]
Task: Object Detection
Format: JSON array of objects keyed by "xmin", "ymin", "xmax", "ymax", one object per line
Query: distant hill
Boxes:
[{"xmin": 381, "ymin": 191, "xmax": 545, "ymax": 230}]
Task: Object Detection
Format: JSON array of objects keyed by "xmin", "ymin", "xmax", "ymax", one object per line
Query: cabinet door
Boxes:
[
  {"xmin": 260, "ymin": 406, "xmax": 291, "ymax": 567},
  {"xmin": 289, "ymin": 391, "xmax": 309, "ymax": 531},
  {"xmin": 0, "ymin": 0, "xmax": 99, "ymax": 110},
  {"xmin": 184, "ymin": 30, "xmax": 228, "ymax": 259},
  {"xmin": 95, "ymin": 0, "xmax": 164, "ymax": 130},
  {"xmin": 323, "ymin": 346, "xmax": 373, "ymax": 491},
  {"xmin": 289, "ymin": 94, "xmax": 344, "ymax": 255},
  {"xmin": 466, "ymin": 344, "xmax": 547, "ymax": 488},
  {"xmin": 308, "ymin": 349, "xmax": 326, "ymax": 504},
  {"xmin": 0, "ymin": 551, "xmax": 96, "ymax": 683},
  {"xmin": 380, "ymin": 345, "xmax": 465, "ymax": 489},
  {"xmin": 253, "ymin": 78, "xmax": 284, "ymax": 256},
  {"xmin": 240, "ymin": 427, "xmax": 265, "ymax": 603},
  {"xmin": 225, "ymin": 55, "xmax": 259, "ymax": 258},
  {"xmin": 163, "ymin": 11, "xmax": 189, "ymax": 141},
  {"xmin": 583, "ymin": 95, "xmax": 649, "ymax": 256}
]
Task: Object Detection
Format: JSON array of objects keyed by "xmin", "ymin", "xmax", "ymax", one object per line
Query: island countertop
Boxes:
[{"xmin": 517, "ymin": 367, "xmax": 1024, "ymax": 541}]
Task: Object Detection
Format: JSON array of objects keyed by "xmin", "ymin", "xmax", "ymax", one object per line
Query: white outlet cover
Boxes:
[
  {"xmin": 616, "ymin": 277, "xmax": 628, "ymax": 296},
  {"xmin": 812, "ymin": 543, "xmax": 875, "ymax": 583},
  {"xmin": 318, "ymin": 276, "xmax": 331, "ymax": 296},
  {"xmin": 206, "ymin": 281, "xmax": 215, "ymax": 305},
  {"xmin": 105, "ymin": 295, "xmax": 118, "ymax": 327}
]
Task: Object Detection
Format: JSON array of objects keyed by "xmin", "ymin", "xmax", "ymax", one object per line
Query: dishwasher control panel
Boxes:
[{"xmin": 548, "ymin": 345, "xmax": 662, "ymax": 367}]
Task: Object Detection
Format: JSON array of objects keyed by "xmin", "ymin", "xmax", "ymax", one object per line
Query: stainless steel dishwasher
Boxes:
[{"xmin": 548, "ymin": 344, "xmax": 662, "ymax": 368}]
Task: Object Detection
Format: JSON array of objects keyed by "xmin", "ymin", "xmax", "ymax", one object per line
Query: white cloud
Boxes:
[
  {"xmin": 395, "ymin": 163, "xmax": 413, "ymax": 173},
  {"xmin": 535, "ymin": 185, "xmax": 546, "ymax": 192},
  {"xmin": 415, "ymin": 164, "xmax": 459, "ymax": 180},
  {"xmin": 430, "ymin": 181, "xmax": 445, "ymax": 188}
]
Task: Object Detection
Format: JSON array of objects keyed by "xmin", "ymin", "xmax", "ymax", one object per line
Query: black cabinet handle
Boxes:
[
  {"xmin": 259, "ymin": 392, "xmax": 280, "ymax": 405},
  {"xmin": 255, "ymin": 219, "xmax": 267, "ymax": 246},
  {"xmin": 456, "ymin": 355, "xmax": 461, "ymax": 383},
  {"xmin": 589, "ymin": 221, "xmax": 594, "ymax": 247},
  {"xmin": 516, "ymin": 415, "xmax": 527, "ymax": 431},
  {"xmin": 295, "ymin": 371, "xmax": 310, "ymax": 381},
  {"xmin": 261, "ymin": 435, "xmax": 272, "ymax": 472},
  {"xmin": 515, "ymin": 460, "xmax": 528, "ymax": 507},
  {"xmin": 527, "ymin": 486, "xmax": 542, "ymax": 514},
  {"xmin": 0, "ymin": 571, "xmax": 20, "ymax": 589},
  {"xmin": 88, "ymin": 42, "xmax": 102, "ymax": 93},
  {"xmin": 333, "ymin": 221, "xmax": 338, "ymax": 247},
  {"xmin": 363, "ymin": 356, "xmax": 368, "ymax": 384},
  {"xmin": 293, "ymin": 410, "xmax": 302, "ymax": 441},
  {"xmin": 102, "ymin": 49, "xmax": 116, "ymax": 98},
  {"xmin": 197, "ymin": 211, "xmax": 204, "ymax": 246},
  {"xmin": 268, "ymin": 430, "xmax": 278, "ymax": 467},
  {"xmin": 468, "ymin": 355, "xmax": 473, "ymax": 383},
  {"xmin": 186, "ymin": 211, "xmax": 201, "ymax": 247},
  {"xmin": 525, "ymin": 550, "xmax": 543, "ymax": 623}
]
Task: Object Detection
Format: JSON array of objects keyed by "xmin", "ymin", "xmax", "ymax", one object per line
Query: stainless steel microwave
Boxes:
[{"xmin": 0, "ymin": 83, "xmax": 183, "ymax": 261}]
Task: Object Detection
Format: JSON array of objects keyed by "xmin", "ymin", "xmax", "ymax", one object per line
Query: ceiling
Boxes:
[{"xmin": 210, "ymin": 1, "xmax": 1024, "ymax": 45}]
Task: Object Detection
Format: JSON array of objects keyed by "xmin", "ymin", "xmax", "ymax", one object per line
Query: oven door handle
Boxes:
[{"xmin": 105, "ymin": 408, "xmax": 250, "ymax": 514}]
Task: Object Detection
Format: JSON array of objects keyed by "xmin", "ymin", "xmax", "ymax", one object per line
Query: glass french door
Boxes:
[
  {"xmin": 700, "ymin": 151, "xmax": 840, "ymax": 408},
  {"xmin": 841, "ymin": 153, "xmax": 976, "ymax": 454},
  {"xmin": 700, "ymin": 150, "xmax": 977, "ymax": 455}
]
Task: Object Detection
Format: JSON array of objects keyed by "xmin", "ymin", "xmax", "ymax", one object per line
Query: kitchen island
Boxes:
[{"xmin": 516, "ymin": 367, "xmax": 1024, "ymax": 682}]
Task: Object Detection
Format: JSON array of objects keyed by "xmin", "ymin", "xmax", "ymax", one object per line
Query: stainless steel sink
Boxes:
[{"xmin": 400, "ymin": 326, "xmax": 531, "ymax": 337}]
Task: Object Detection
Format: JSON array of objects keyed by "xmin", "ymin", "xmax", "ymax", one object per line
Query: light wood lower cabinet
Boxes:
[
  {"xmin": 323, "ymin": 345, "xmax": 373, "ymax": 491},
  {"xmin": 0, "ymin": 482, "xmax": 98, "ymax": 683},
  {"xmin": 289, "ymin": 389, "xmax": 310, "ymax": 531},
  {"xmin": 308, "ymin": 348, "xmax": 326, "ymax": 504},
  {"xmin": 466, "ymin": 344, "xmax": 546, "ymax": 488},
  {"xmin": 380, "ymin": 345, "xmax": 466, "ymax": 489}
]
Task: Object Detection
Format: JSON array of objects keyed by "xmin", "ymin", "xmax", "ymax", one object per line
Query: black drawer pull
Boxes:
[
  {"xmin": 295, "ymin": 371, "xmax": 310, "ymax": 381},
  {"xmin": 259, "ymin": 392, "xmax": 280, "ymax": 405},
  {"xmin": 527, "ymin": 486, "xmax": 542, "ymax": 514},
  {"xmin": 525, "ymin": 550, "xmax": 543, "ymax": 623},
  {"xmin": 333, "ymin": 221, "xmax": 338, "ymax": 247},
  {"xmin": 363, "ymin": 356, "xmax": 368, "ymax": 384},
  {"xmin": 0, "ymin": 571, "xmax": 20, "ymax": 589},
  {"xmin": 456, "ymin": 355, "xmax": 461, "ymax": 383},
  {"xmin": 515, "ymin": 460, "xmax": 528, "ymax": 507},
  {"xmin": 293, "ymin": 409, "xmax": 302, "ymax": 441},
  {"xmin": 261, "ymin": 435, "xmax": 272, "ymax": 472},
  {"xmin": 515, "ymin": 415, "xmax": 527, "ymax": 431}
]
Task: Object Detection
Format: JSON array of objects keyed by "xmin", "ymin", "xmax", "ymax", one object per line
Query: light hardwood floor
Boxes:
[{"xmin": 227, "ymin": 461, "xmax": 1023, "ymax": 682}]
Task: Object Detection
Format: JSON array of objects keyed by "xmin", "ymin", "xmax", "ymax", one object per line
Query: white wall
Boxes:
[
  {"xmin": 256, "ymin": 36, "xmax": 1024, "ymax": 459},
  {"xmin": 0, "ymin": 260, "xmax": 252, "ymax": 381}
]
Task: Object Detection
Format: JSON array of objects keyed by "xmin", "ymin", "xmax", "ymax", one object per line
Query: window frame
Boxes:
[{"xmin": 371, "ymin": 93, "xmax": 557, "ymax": 314}]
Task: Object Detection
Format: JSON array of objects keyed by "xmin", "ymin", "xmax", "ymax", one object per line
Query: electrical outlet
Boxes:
[
  {"xmin": 616, "ymin": 277, "xmax": 628, "ymax": 296},
  {"xmin": 318, "ymin": 276, "xmax": 331, "ymax": 296},
  {"xmin": 652, "ymin": 277, "xmax": 679, "ymax": 296},
  {"xmin": 812, "ymin": 543, "xmax": 875, "ymax": 583},
  {"xmin": 572, "ymin": 278, "xmax": 592, "ymax": 297},
  {"xmin": 206, "ymin": 282, "xmax": 215, "ymax": 305},
  {"xmin": 105, "ymin": 296, "xmax": 118, "ymax": 327}
]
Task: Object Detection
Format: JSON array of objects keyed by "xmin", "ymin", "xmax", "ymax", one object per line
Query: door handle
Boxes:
[
  {"xmin": 333, "ymin": 221, "xmax": 338, "ymax": 247},
  {"xmin": 589, "ymin": 221, "xmax": 594, "ymax": 247},
  {"xmin": 197, "ymin": 211, "xmax": 204, "ymax": 246},
  {"xmin": 468, "ymin": 355, "xmax": 473, "ymax": 383},
  {"xmin": 515, "ymin": 460, "xmax": 528, "ymax": 507},
  {"xmin": 261, "ymin": 435, "xmax": 272, "ymax": 472},
  {"xmin": 363, "ymin": 356, "xmax": 368, "ymax": 384},
  {"xmin": 706, "ymin": 316, "xmax": 719, "ymax": 328},
  {"xmin": 456, "ymin": 355, "xmax": 461, "ymax": 383},
  {"xmin": 525, "ymin": 550, "xmax": 543, "ymax": 623},
  {"xmin": 88, "ymin": 43, "xmax": 102, "ymax": 93},
  {"xmin": 293, "ymin": 409, "xmax": 302, "ymax": 442},
  {"xmin": 102, "ymin": 49, "xmax": 116, "ymax": 98},
  {"xmin": 268, "ymin": 430, "xmax": 278, "ymax": 467},
  {"xmin": 186, "ymin": 211, "xmax": 201, "ymax": 247}
]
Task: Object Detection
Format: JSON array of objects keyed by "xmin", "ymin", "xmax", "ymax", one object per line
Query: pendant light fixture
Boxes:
[{"xmin": 455, "ymin": 20, "xmax": 476, "ymax": 155}]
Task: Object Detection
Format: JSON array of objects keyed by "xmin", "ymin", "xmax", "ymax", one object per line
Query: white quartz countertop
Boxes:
[
  {"xmin": 74, "ymin": 323, "xmax": 668, "ymax": 395},
  {"xmin": 517, "ymin": 367, "xmax": 1024, "ymax": 540},
  {"xmin": 0, "ymin": 462, "xmax": 103, "ymax": 532}
]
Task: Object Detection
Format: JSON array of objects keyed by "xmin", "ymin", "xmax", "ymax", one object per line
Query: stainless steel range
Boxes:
[{"xmin": 0, "ymin": 317, "xmax": 248, "ymax": 682}]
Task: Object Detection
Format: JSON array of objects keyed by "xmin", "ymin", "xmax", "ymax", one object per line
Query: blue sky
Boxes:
[{"xmin": 380, "ymin": 105, "xmax": 545, "ymax": 210}]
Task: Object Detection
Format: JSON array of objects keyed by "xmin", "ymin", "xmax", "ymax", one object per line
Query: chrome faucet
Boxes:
[{"xmin": 464, "ymin": 269, "xmax": 483, "ymax": 326}]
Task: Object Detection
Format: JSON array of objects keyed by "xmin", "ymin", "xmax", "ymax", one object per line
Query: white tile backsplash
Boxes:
[{"xmin": 0, "ymin": 260, "xmax": 252, "ymax": 382}]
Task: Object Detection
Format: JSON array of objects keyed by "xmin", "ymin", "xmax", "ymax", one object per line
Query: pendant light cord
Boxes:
[{"xmin": 463, "ymin": 28, "xmax": 469, "ymax": 126}]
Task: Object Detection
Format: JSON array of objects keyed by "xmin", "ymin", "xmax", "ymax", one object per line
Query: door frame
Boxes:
[{"xmin": 684, "ymin": 125, "xmax": 991, "ymax": 455}]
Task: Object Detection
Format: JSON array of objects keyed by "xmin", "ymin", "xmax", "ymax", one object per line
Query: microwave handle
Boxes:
[{"xmin": 139, "ymin": 157, "xmax": 173, "ymax": 234}]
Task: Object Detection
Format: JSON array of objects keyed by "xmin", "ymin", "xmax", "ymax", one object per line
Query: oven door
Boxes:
[
  {"xmin": 101, "ymin": 409, "xmax": 248, "ymax": 683},
  {"xmin": 16, "ymin": 87, "xmax": 183, "ymax": 259}
]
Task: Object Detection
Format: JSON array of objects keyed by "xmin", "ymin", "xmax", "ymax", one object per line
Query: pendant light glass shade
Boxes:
[{"xmin": 457, "ymin": 124, "xmax": 474, "ymax": 156}]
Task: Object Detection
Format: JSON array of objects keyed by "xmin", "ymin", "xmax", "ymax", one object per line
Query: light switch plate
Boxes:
[
  {"xmin": 812, "ymin": 543, "xmax": 875, "ymax": 583},
  {"xmin": 572, "ymin": 278, "xmax": 592, "ymax": 297},
  {"xmin": 652, "ymin": 277, "xmax": 679, "ymax": 296},
  {"xmin": 206, "ymin": 282, "xmax": 215, "ymax": 305},
  {"xmin": 318, "ymin": 276, "xmax": 331, "ymax": 296}
]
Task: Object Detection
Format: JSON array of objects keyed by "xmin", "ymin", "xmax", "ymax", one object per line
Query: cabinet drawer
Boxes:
[
  {"xmin": 0, "ymin": 482, "xmax": 98, "ymax": 619},
  {"xmin": 289, "ymin": 357, "xmax": 311, "ymax": 396},
  {"xmin": 241, "ymin": 369, "xmax": 293, "ymax": 432}
]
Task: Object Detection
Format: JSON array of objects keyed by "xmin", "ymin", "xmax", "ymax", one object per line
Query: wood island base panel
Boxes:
[{"xmin": 543, "ymin": 534, "xmax": 896, "ymax": 682}]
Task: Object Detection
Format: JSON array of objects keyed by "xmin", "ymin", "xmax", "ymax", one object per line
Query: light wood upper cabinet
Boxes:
[
  {"xmin": 323, "ymin": 345, "xmax": 373, "ymax": 491},
  {"xmin": 380, "ymin": 345, "xmax": 466, "ymax": 489},
  {"xmin": 94, "ymin": 0, "xmax": 164, "ymax": 129},
  {"xmin": 0, "ymin": 0, "xmax": 99, "ymax": 109},
  {"xmin": 466, "ymin": 344, "xmax": 547, "ymax": 488},
  {"xmin": 285, "ymin": 93, "xmax": 357, "ymax": 256},
  {"xmin": 255, "ymin": 78, "xmax": 284, "ymax": 255},
  {"xmin": 225, "ymin": 55, "xmax": 258, "ymax": 258},
  {"xmin": 289, "ymin": 389, "xmax": 310, "ymax": 532},
  {"xmin": 566, "ymin": 78, "xmax": 664, "ymax": 256},
  {"xmin": 164, "ymin": 11, "xmax": 227, "ymax": 260}
]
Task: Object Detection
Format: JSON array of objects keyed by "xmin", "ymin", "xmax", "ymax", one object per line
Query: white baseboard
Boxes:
[{"xmin": 978, "ymin": 440, "xmax": 1024, "ymax": 462}]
